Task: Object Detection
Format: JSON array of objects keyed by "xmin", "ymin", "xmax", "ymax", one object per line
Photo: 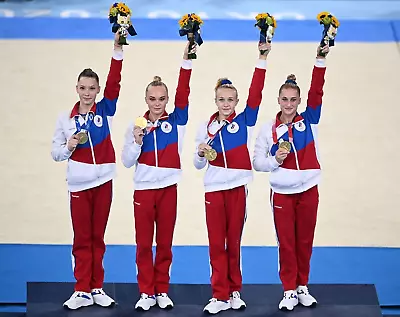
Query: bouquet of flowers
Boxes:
[
  {"xmin": 178, "ymin": 13, "xmax": 204, "ymax": 59},
  {"xmin": 255, "ymin": 13, "xmax": 277, "ymax": 54},
  {"xmin": 109, "ymin": 2, "xmax": 137, "ymax": 45},
  {"xmin": 317, "ymin": 12, "xmax": 340, "ymax": 56}
]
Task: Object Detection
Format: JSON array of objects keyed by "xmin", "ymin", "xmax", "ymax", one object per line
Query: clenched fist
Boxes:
[
  {"xmin": 275, "ymin": 148, "xmax": 289, "ymax": 164},
  {"xmin": 198, "ymin": 143, "xmax": 212, "ymax": 157},
  {"xmin": 67, "ymin": 134, "xmax": 80, "ymax": 152},
  {"xmin": 133, "ymin": 126, "xmax": 145, "ymax": 145}
]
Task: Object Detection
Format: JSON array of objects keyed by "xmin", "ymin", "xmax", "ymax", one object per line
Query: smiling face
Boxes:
[
  {"xmin": 76, "ymin": 77, "xmax": 100, "ymax": 107},
  {"xmin": 278, "ymin": 87, "xmax": 301, "ymax": 119},
  {"xmin": 145, "ymin": 85, "xmax": 169, "ymax": 119},
  {"xmin": 215, "ymin": 87, "xmax": 239, "ymax": 120}
]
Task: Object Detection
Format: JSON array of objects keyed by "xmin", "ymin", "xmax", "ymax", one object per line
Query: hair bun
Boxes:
[
  {"xmin": 286, "ymin": 74, "xmax": 296, "ymax": 81},
  {"xmin": 153, "ymin": 76, "xmax": 162, "ymax": 82},
  {"xmin": 285, "ymin": 74, "xmax": 297, "ymax": 85},
  {"xmin": 215, "ymin": 77, "xmax": 233, "ymax": 90}
]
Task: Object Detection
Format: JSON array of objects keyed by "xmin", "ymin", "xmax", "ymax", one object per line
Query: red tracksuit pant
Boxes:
[
  {"xmin": 205, "ymin": 185, "xmax": 246, "ymax": 301},
  {"xmin": 271, "ymin": 185, "xmax": 319, "ymax": 291},
  {"xmin": 133, "ymin": 184, "xmax": 177, "ymax": 295},
  {"xmin": 70, "ymin": 180, "xmax": 113, "ymax": 293}
]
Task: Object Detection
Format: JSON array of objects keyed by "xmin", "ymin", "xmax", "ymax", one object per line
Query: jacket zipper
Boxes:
[
  {"xmin": 292, "ymin": 141, "xmax": 300, "ymax": 170},
  {"xmin": 219, "ymin": 131, "xmax": 228, "ymax": 168},
  {"xmin": 153, "ymin": 130, "xmax": 158, "ymax": 167},
  {"xmin": 88, "ymin": 131, "xmax": 98, "ymax": 176}
]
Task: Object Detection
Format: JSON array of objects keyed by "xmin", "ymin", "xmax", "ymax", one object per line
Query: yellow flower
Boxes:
[
  {"xmin": 255, "ymin": 13, "xmax": 277, "ymax": 28},
  {"xmin": 190, "ymin": 13, "xmax": 203, "ymax": 25},
  {"xmin": 331, "ymin": 16, "xmax": 340, "ymax": 27},
  {"xmin": 255, "ymin": 13, "xmax": 268, "ymax": 21},
  {"xmin": 179, "ymin": 13, "xmax": 203, "ymax": 27},
  {"xmin": 179, "ymin": 14, "xmax": 190, "ymax": 27},
  {"xmin": 116, "ymin": 2, "xmax": 131, "ymax": 15},
  {"xmin": 317, "ymin": 11, "xmax": 331, "ymax": 21}
]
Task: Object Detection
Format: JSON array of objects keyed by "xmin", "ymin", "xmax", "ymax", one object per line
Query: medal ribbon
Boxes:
[
  {"xmin": 206, "ymin": 111, "xmax": 236, "ymax": 146},
  {"xmin": 144, "ymin": 113, "xmax": 169, "ymax": 135},
  {"xmin": 74, "ymin": 112, "xmax": 94, "ymax": 134},
  {"xmin": 272, "ymin": 121, "xmax": 293, "ymax": 144}
]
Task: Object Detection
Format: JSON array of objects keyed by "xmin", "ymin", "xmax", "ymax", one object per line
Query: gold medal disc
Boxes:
[
  {"xmin": 77, "ymin": 131, "xmax": 88, "ymax": 144},
  {"xmin": 279, "ymin": 141, "xmax": 291, "ymax": 152},
  {"xmin": 135, "ymin": 117, "xmax": 148, "ymax": 129},
  {"xmin": 204, "ymin": 148, "xmax": 217, "ymax": 161}
]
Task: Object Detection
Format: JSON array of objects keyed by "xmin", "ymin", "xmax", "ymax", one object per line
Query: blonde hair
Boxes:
[
  {"xmin": 215, "ymin": 77, "xmax": 238, "ymax": 98},
  {"xmin": 279, "ymin": 74, "xmax": 300, "ymax": 96},
  {"xmin": 146, "ymin": 75, "xmax": 168, "ymax": 95}
]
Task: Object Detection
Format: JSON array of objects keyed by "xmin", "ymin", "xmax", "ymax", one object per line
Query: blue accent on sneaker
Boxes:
[{"xmin": 77, "ymin": 293, "xmax": 91, "ymax": 300}]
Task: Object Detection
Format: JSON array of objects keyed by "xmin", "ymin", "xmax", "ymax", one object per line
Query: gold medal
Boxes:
[
  {"xmin": 135, "ymin": 117, "xmax": 147, "ymax": 129},
  {"xmin": 77, "ymin": 131, "xmax": 88, "ymax": 145},
  {"xmin": 204, "ymin": 148, "xmax": 217, "ymax": 161},
  {"xmin": 279, "ymin": 141, "xmax": 291, "ymax": 152}
]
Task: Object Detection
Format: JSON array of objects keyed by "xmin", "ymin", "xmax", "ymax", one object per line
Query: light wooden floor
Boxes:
[{"xmin": 0, "ymin": 40, "xmax": 399, "ymax": 247}]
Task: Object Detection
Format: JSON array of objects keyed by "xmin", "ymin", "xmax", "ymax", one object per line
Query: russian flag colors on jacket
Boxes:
[
  {"xmin": 51, "ymin": 50, "xmax": 123, "ymax": 192},
  {"xmin": 253, "ymin": 58, "xmax": 326, "ymax": 194},
  {"xmin": 121, "ymin": 59, "xmax": 192, "ymax": 190},
  {"xmin": 193, "ymin": 59, "xmax": 267, "ymax": 193}
]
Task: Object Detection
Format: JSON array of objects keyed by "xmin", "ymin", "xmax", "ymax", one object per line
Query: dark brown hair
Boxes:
[
  {"xmin": 279, "ymin": 74, "xmax": 300, "ymax": 96},
  {"xmin": 77, "ymin": 68, "xmax": 99, "ymax": 84}
]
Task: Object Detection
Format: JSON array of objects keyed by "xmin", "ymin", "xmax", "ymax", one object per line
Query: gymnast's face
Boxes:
[
  {"xmin": 76, "ymin": 77, "xmax": 100, "ymax": 107},
  {"xmin": 215, "ymin": 87, "xmax": 239, "ymax": 120},
  {"xmin": 145, "ymin": 85, "xmax": 169, "ymax": 119},
  {"xmin": 278, "ymin": 88, "xmax": 301, "ymax": 118}
]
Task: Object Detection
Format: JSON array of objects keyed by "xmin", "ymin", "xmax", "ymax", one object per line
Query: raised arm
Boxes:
[
  {"xmin": 301, "ymin": 45, "xmax": 329, "ymax": 124},
  {"xmin": 172, "ymin": 41, "xmax": 195, "ymax": 125},
  {"xmin": 243, "ymin": 42, "xmax": 270, "ymax": 127},
  {"xmin": 253, "ymin": 122, "xmax": 282, "ymax": 172},
  {"xmin": 99, "ymin": 34, "xmax": 124, "ymax": 116}
]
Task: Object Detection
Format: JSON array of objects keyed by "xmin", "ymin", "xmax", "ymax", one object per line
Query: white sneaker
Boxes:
[
  {"xmin": 297, "ymin": 285, "xmax": 317, "ymax": 307},
  {"xmin": 63, "ymin": 291, "xmax": 94, "ymax": 310},
  {"xmin": 91, "ymin": 288, "xmax": 115, "ymax": 307},
  {"xmin": 135, "ymin": 293, "xmax": 156, "ymax": 311},
  {"xmin": 203, "ymin": 298, "xmax": 231, "ymax": 314},
  {"xmin": 230, "ymin": 291, "xmax": 246, "ymax": 310},
  {"xmin": 279, "ymin": 290, "xmax": 299, "ymax": 311},
  {"xmin": 156, "ymin": 293, "xmax": 174, "ymax": 309}
]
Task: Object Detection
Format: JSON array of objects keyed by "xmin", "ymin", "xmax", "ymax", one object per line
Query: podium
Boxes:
[{"xmin": 26, "ymin": 282, "xmax": 383, "ymax": 316}]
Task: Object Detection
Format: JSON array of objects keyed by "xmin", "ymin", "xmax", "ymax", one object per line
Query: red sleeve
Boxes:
[
  {"xmin": 174, "ymin": 67, "xmax": 192, "ymax": 109},
  {"xmin": 104, "ymin": 58, "xmax": 122, "ymax": 101},
  {"xmin": 307, "ymin": 66, "xmax": 326, "ymax": 109},
  {"xmin": 246, "ymin": 67, "xmax": 266, "ymax": 109}
]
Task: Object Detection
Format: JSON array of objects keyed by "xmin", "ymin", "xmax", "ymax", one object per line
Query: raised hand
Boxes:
[
  {"xmin": 183, "ymin": 41, "xmax": 198, "ymax": 60},
  {"xmin": 317, "ymin": 44, "xmax": 330, "ymax": 58},
  {"xmin": 259, "ymin": 42, "xmax": 271, "ymax": 59}
]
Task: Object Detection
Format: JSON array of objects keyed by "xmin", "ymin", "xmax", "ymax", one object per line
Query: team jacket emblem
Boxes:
[
  {"xmin": 94, "ymin": 115, "xmax": 103, "ymax": 127},
  {"xmin": 294, "ymin": 121, "xmax": 306, "ymax": 132},
  {"xmin": 161, "ymin": 121, "xmax": 172, "ymax": 133},
  {"xmin": 227, "ymin": 122, "xmax": 239, "ymax": 133}
]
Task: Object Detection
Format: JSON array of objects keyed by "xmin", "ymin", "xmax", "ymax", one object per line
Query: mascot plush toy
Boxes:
[{"xmin": 109, "ymin": 2, "xmax": 137, "ymax": 45}]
